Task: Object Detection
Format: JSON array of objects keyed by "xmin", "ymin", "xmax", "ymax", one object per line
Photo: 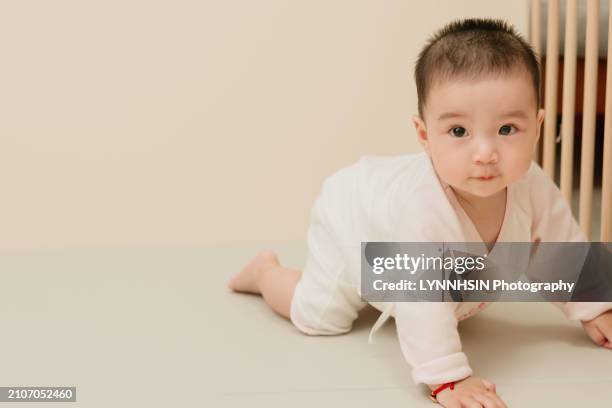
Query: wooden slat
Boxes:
[
  {"xmin": 579, "ymin": 0, "xmax": 600, "ymax": 238},
  {"xmin": 543, "ymin": 0, "xmax": 559, "ymax": 178},
  {"xmin": 560, "ymin": 0, "xmax": 578, "ymax": 203},
  {"xmin": 531, "ymin": 0, "xmax": 542, "ymax": 163},
  {"xmin": 541, "ymin": 58, "xmax": 608, "ymax": 115},
  {"xmin": 530, "ymin": 0, "xmax": 542, "ymax": 62},
  {"xmin": 602, "ymin": 1, "xmax": 612, "ymax": 241}
]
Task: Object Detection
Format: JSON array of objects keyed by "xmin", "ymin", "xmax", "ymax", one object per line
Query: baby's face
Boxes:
[{"xmin": 413, "ymin": 71, "xmax": 545, "ymax": 202}]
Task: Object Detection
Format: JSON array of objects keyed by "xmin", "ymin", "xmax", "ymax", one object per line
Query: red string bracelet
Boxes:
[{"xmin": 430, "ymin": 381, "xmax": 455, "ymax": 403}]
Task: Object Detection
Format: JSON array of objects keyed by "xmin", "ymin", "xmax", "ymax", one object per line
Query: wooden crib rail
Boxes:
[{"xmin": 531, "ymin": 0, "xmax": 611, "ymax": 241}]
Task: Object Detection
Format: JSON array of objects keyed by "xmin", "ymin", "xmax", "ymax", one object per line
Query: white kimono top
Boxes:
[{"xmin": 289, "ymin": 151, "xmax": 612, "ymax": 385}]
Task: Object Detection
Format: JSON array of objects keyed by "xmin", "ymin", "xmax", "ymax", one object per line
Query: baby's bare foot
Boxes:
[{"xmin": 227, "ymin": 250, "xmax": 279, "ymax": 294}]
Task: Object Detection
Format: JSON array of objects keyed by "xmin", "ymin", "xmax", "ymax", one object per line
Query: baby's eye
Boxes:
[
  {"xmin": 449, "ymin": 126, "xmax": 467, "ymax": 138},
  {"xmin": 499, "ymin": 124, "xmax": 517, "ymax": 136}
]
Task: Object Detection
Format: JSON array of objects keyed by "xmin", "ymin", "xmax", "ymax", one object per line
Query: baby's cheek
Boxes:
[
  {"xmin": 506, "ymin": 151, "xmax": 532, "ymax": 180},
  {"xmin": 434, "ymin": 158, "xmax": 464, "ymax": 185}
]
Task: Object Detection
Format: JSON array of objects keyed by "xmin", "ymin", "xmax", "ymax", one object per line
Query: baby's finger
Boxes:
[
  {"xmin": 603, "ymin": 340, "xmax": 612, "ymax": 349},
  {"xmin": 584, "ymin": 323, "xmax": 606, "ymax": 346},
  {"xmin": 596, "ymin": 320, "xmax": 612, "ymax": 344},
  {"xmin": 472, "ymin": 392, "xmax": 499, "ymax": 408},
  {"xmin": 460, "ymin": 397, "xmax": 484, "ymax": 408},
  {"xmin": 485, "ymin": 390, "xmax": 508, "ymax": 408},
  {"xmin": 481, "ymin": 379, "xmax": 496, "ymax": 392}
]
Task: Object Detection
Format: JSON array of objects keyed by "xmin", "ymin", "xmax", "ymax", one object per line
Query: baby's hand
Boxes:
[
  {"xmin": 581, "ymin": 310, "xmax": 612, "ymax": 349},
  {"xmin": 430, "ymin": 376, "xmax": 507, "ymax": 408}
]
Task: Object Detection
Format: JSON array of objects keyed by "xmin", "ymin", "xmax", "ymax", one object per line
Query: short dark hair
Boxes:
[{"xmin": 415, "ymin": 18, "xmax": 540, "ymax": 118}]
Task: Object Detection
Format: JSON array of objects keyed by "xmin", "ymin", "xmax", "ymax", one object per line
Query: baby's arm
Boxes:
[
  {"xmin": 551, "ymin": 301, "xmax": 612, "ymax": 322},
  {"xmin": 526, "ymin": 163, "xmax": 612, "ymax": 332},
  {"xmin": 394, "ymin": 302, "xmax": 507, "ymax": 407},
  {"xmin": 395, "ymin": 302, "xmax": 470, "ymax": 384}
]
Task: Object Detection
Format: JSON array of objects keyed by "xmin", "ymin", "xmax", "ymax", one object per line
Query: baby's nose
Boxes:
[{"xmin": 473, "ymin": 139, "xmax": 499, "ymax": 164}]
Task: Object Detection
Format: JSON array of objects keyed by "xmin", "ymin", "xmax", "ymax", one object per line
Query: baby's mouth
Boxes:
[{"xmin": 476, "ymin": 175, "xmax": 496, "ymax": 181}]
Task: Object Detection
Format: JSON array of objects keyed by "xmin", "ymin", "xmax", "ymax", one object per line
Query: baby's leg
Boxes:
[{"xmin": 227, "ymin": 251, "xmax": 301, "ymax": 319}]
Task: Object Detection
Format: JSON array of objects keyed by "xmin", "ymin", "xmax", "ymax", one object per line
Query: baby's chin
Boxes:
[{"xmin": 452, "ymin": 179, "xmax": 508, "ymax": 199}]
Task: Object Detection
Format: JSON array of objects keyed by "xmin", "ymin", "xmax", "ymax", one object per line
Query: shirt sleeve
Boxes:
[
  {"xmin": 394, "ymin": 302, "xmax": 472, "ymax": 385},
  {"xmin": 527, "ymin": 163, "xmax": 612, "ymax": 321},
  {"xmin": 387, "ymin": 160, "xmax": 474, "ymax": 385}
]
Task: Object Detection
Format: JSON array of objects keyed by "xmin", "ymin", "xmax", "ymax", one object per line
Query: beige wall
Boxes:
[{"xmin": 0, "ymin": 1, "xmax": 529, "ymax": 249}]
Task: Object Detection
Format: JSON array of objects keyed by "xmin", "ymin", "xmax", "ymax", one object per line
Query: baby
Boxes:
[{"xmin": 228, "ymin": 18, "xmax": 612, "ymax": 407}]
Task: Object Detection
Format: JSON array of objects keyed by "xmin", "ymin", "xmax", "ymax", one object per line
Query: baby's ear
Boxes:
[{"xmin": 412, "ymin": 115, "xmax": 430, "ymax": 153}]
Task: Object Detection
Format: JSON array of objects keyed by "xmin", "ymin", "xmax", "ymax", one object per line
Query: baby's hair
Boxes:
[{"xmin": 415, "ymin": 18, "xmax": 540, "ymax": 118}]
